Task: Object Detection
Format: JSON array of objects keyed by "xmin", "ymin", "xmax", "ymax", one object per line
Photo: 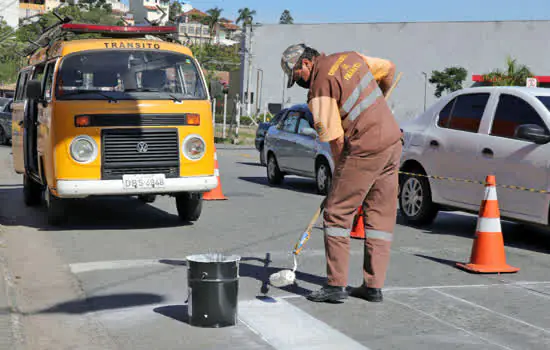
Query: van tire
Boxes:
[
  {"xmin": 23, "ymin": 175, "xmax": 42, "ymax": 207},
  {"xmin": 176, "ymin": 192, "xmax": 202, "ymax": 222},
  {"xmin": 45, "ymin": 189, "xmax": 66, "ymax": 226}
]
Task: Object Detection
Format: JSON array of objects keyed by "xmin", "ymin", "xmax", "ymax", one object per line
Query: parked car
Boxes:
[
  {"xmin": 255, "ymin": 108, "xmax": 288, "ymax": 165},
  {"xmin": 399, "ymin": 86, "xmax": 550, "ymax": 227},
  {"xmin": 263, "ymin": 103, "xmax": 334, "ymax": 195},
  {"xmin": 0, "ymin": 97, "xmax": 12, "ymax": 145}
]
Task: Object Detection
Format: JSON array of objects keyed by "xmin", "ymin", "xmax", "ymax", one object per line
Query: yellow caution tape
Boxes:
[{"xmin": 398, "ymin": 171, "xmax": 550, "ymax": 194}]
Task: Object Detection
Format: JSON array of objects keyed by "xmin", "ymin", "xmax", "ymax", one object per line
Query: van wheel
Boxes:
[
  {"xmin": 23, "ymin": 175, "xmax": 43, "ymax": 207},
  {"xmin": 316, "ymin": 158, "xmax": 332, "ymax": 195},
  {"xmin": 176, "ymin": 192, "xmax": 202, "ymax": 222},
  {"xmin": 398, "ymin": 173, "xmax": 438, "ymax": 226},
  {"xmin": 45, "ymin": 189, "xmax": 66, "ymax": 226},
  {"xmin": 267, "ymin": 153, "xmax": 283, "ymax": 185}
]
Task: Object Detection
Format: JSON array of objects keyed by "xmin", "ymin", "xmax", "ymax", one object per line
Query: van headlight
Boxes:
[
  {"xmin": 182, "ymin": 134, "xmax": 206, "ymax": 161},
  {"xmin": 70, "ymin": 135, "xmax": 98, "ymax": 164}
]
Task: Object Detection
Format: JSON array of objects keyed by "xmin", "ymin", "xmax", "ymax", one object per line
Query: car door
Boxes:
[
  {"xmin": 476, "ymin": 92, "xmax": 550, "ymax": 223},
  {"xmin": 424, "ymin": 92, "xmax": 491, "ymax": 207},
  {"xmin": 275, "ymin": 111, "xmax": 300, "ymax": 171},
  {"xmin": 291, "ymin": 115, "xmax": 317, "ymax": 176},
  {"xmin": 11, "ymin": 68, "xmax": 33, "ymax": 174}
]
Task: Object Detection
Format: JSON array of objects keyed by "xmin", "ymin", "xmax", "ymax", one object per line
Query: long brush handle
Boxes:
[{"xmin": 291, "ymin": 73, "xmax": 403, "ymax": 257}]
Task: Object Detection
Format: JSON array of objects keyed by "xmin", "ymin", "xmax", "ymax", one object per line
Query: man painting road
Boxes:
[{"xmin": 281, "ymin": 44, "xmax": 403, "ymax": 303}]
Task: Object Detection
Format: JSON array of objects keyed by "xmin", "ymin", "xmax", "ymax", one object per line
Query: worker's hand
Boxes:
[
  {"xmin": 329, "ymin": 135, "xmax": 345, "ymax": 165},
  {"xmin": 379, "ymin": 61, "xmax": 396, "ymax": 96}
]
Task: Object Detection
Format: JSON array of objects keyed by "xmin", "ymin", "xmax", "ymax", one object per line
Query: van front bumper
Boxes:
[{"xmin": 56, "ymin": 175, "xmax": 218, "ymax": 198}]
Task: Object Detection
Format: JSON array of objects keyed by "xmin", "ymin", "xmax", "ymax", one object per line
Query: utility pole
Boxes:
[{"xmin": 245, "ymin": 23, "xmax": 253, "ymax": 118}]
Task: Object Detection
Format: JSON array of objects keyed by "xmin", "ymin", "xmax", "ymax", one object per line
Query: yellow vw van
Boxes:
[{"xmin": 11, "ymin": 23, "xmax": 217, "ymax": 225}]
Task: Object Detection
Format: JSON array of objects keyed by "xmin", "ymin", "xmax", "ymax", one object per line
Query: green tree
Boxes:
[
  {"xmin": 279, "ymin": 10, "xmax": 293, "ymax": 24},
  {"xmin": 205, "ymin": 7, "xmax": 222, "ymax": 43},
  {"xmin": 169, "ymin": 1, "xmax": 182, "ymax": 23},
  {"xmin": 429, "ymin": 66, "xmax": 468, "ymax": 98},
  {"xmin": 482, "ymin": 56, "xmax": 534, "ymax": 86},
  {"xmin": 236, "ymin": 7, "xmax": 256, "ymax": 28},
  {"xmin": 0, "ymin": 20, "xmax": 25, "ymax": 84}
]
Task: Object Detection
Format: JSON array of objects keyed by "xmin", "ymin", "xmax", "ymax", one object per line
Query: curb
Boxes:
[{"xmin": 214, "ymin": 144, "xmax": 257, "ymax": 150}]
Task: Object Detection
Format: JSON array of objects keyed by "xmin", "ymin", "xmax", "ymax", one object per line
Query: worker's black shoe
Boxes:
[
  {"xmin": 306, "ymin": 285, "xmax": 348, "ymax": 303},
  {"xmin": 348, "ymin": 284, "xmax": 383, "ymax": 302}
]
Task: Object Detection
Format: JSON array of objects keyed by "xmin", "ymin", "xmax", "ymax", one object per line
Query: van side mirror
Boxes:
[
  {"xmin": 300, "ymin": 127, "xmax": 318, "ymax": 138},
  {"xmin": 515, "ymin": 124, "xmax": 550, "ymax": 144},
  {"xmin": 26, "ymin": 80, "xmax": 42, "ymax": 100}
]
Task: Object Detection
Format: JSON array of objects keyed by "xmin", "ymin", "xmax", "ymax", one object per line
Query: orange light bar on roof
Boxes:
[
  {"xmin": 186, "ymin": 113, "xmax": 200, "ymax": 125},
  {"xmin": 60, "ymin": 23, "xmax": 178, "ymax": 35}
]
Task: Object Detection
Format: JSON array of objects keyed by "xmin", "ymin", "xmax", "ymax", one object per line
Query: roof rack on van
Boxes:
[{"xmin": 59, "ymin": 23, "xmax": 178, "ymax": 36}]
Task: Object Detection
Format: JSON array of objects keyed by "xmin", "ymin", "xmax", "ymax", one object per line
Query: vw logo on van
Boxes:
[{"xmin": 136, "ymin": 141, "xmax": 149, "ymax": 153}]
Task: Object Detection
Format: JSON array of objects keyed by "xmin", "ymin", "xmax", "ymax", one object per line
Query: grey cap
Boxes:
[{"xmin": 281, "ymin": 43, "xmax": 307, "ymax": 88}]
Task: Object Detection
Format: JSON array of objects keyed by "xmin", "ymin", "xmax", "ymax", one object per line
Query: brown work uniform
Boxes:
[{"xmin": 307, "ymin": 51, "xmax": 402, "ymax": 289}]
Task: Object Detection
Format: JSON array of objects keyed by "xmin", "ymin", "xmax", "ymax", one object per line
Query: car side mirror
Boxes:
[
  {"xmin": 26, "ymin": 80, "xmax": 42, "ymax": 100},
  {"xmin": 300, "ymin": 127, "xmax": 317, "ymax": 138},
  {"xmin": 515, "ymin": 124, "xmax": 550, "ymax": 144}
]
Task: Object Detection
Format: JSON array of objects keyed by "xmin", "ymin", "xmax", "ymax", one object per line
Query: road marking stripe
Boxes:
[
  {"xmin": 432, "ymin": 289, "xmax": 550, "ymax": 334},
  {"xmin": 238, "ymin": 297, "xmax": 369, "ymax": 350},
  {"xmin": 385, "ymin": 296, "xmax": 515, "ymax": 350}
]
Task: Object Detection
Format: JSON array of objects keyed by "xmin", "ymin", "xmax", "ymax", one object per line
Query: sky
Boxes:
[{"xmin": 154, "ymin": 0, "xmax": 550, "ymax": 24}]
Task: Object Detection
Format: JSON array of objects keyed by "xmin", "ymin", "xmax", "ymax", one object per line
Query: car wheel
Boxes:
[
  {"xmin": 23, "ymin": 174, "xmax": 43, "ymax": 207},
  {"xmin": 267, "ymin": 153, "xmax": 283, "ymax": 185},
  {"xmin": 0, "ymin": 126, "xmax": 7, "ymax": 145},
  {"xmin": 259, "ymin": 144, "xmax": 266, "ymax": 166},
  {"xmin": 399, "ymin": 173, "xmax": 438, "ymax": 226},
  {"xmin": 45, "ymin": 188, "xmax": 66, "ymax": 226},
  {"xmin": 175, "ymin": 192, "xmax": 202, "ymax": 222},
  {"xmin": 316, "ymin": 158, "xmax": 332, "ymax": 195}
]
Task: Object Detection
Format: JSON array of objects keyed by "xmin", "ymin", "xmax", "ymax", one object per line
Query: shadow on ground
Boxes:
[
  {"xmin": 0, "ymin": 187, "xmax": 192, "ymax": 231},
  {"xmin": 238, "ymin": 176, "xmax": 320, "ymax": 196},
  {"xmin": 29, "ymin": 293, "xmax": 165, "ymax": 315},
  {"xmin": 397, "ymin": 209, "xmax": 550, "ymax": 255}
]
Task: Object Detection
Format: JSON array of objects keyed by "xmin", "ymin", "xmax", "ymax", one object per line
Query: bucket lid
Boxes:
[{"xmin": 186, "ymin": 253, "xmax": 241, "ymax": 263}]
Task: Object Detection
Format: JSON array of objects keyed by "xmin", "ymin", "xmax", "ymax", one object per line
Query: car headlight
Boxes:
[
  {"xmin": 182, "ymin": 134, "xmax": 206, "ymax": 161},
  {"xmin": 69, "ymin": 135, "xmax": 98, "ymax": 164}
]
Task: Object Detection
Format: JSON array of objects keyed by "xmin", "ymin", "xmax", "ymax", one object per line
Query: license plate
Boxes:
[{"xmin": 122, "ymin": 174, "xmax": 166, "ymax": 190}]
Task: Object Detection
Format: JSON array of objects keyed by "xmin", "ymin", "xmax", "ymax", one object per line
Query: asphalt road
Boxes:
[{"xmin": 1, "ymin": 144, "xmax": 550, "ymax": 350}]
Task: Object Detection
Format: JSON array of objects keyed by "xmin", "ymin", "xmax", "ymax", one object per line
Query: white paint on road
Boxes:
[
  {"xmin": 385, "ymin": 296, "xmax": 515, "ymax": 350},
  {"xmin": 69, "ymin": 259, "xmax": 169, "ymax": 274},
  {"xmin": 238, "ymin": 297, "xmax": 369, "ymax": 350},
  {"xmin": 433, "ymin": 289, "xmax": 550, "ymax": 335}
]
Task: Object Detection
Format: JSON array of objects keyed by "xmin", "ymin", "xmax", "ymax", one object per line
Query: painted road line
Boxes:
[
  {"xmin": 238, "ymin": 297, "xmax": 369, "ymax": 350},
  {"xmin": 385, "ymin": 296, "xmax": 514, "ymax": 350},
  {"xmin": 69, "ymin": 259, "xmax": 167, "ymax": 274},
  {"xmin": 432, "ymin": 289, "xmax": 550, "ymax": 335}
]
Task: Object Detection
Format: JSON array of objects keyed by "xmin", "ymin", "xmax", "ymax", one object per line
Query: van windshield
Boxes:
[{"xmin": 55, "ymin": 50, "xmax": 207, "ymax": 101}]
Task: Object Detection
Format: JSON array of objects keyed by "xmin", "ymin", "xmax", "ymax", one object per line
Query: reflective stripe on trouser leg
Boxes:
[
  {"xmin": 324, "ymin": 234, "xmax": 350, "ymax": 287},
  {"xmin": 362, "ymin": 141, "xmax": 402, "ymax": 289}
]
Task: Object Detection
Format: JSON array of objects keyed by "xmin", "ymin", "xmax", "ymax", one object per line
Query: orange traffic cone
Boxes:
[
  {"xmin": 350, "ymin": 206, "xmax": 365, "ymax": 239},
  {"xmin": 203, "ymin": 147, "xmax": 228, "ymax": 201},
  {"xmin": 456, "ymin": 175, "xmax": 519, "ymax": 274}
]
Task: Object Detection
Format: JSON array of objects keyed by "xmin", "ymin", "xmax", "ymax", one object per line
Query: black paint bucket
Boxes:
[{"xmin": 186, "ymin": 253, "xmax": 240, "ymax": 328}]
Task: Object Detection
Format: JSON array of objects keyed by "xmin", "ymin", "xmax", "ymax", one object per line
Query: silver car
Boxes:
[
  {"xmin": 0, "ymin": 97, "xmax": 12, "ymax": 145},
  {"xmin": 263, "ymin": 103, "xmax": 335, "ymax": 195}
]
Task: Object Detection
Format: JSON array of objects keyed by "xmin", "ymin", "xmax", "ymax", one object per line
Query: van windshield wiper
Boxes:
[
  {"xmin": 58, "ymin": 90, "xmax": 118, "ymax": 102},
  {"xmin": 124, "ymin": 88, "xmax": 182, "ymax": 103}
]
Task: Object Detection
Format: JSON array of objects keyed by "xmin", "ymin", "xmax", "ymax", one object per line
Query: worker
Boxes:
[{"xmin": 280, "ymin": 44, "xmax": 402, "ymax": 303}]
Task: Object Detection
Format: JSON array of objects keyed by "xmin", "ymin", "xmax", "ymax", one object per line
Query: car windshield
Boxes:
[
  {"xmin": 537, "ymin": 96, "xmax": 550, "ymax": 111},
  {"xmin": 55, "ymin": 50, "xmax": 207, "ymax": 101}
]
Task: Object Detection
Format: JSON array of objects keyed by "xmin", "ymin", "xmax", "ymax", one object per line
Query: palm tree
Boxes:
[
  {"xmin": 482, "ymin": 56, "xmax": 535, "ymax": 86},
  {"xmin": 236, "ymin": 7, "xmax": 256, "ymax": 29},
  {"xmin": 205, "ymin": 7, "xmax": 223, "ymax": 44}
]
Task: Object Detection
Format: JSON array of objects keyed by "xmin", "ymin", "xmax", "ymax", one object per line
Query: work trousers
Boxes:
[{"xmin": 323, "ymin": 139, "xmax": 402, "ymax": 289}]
